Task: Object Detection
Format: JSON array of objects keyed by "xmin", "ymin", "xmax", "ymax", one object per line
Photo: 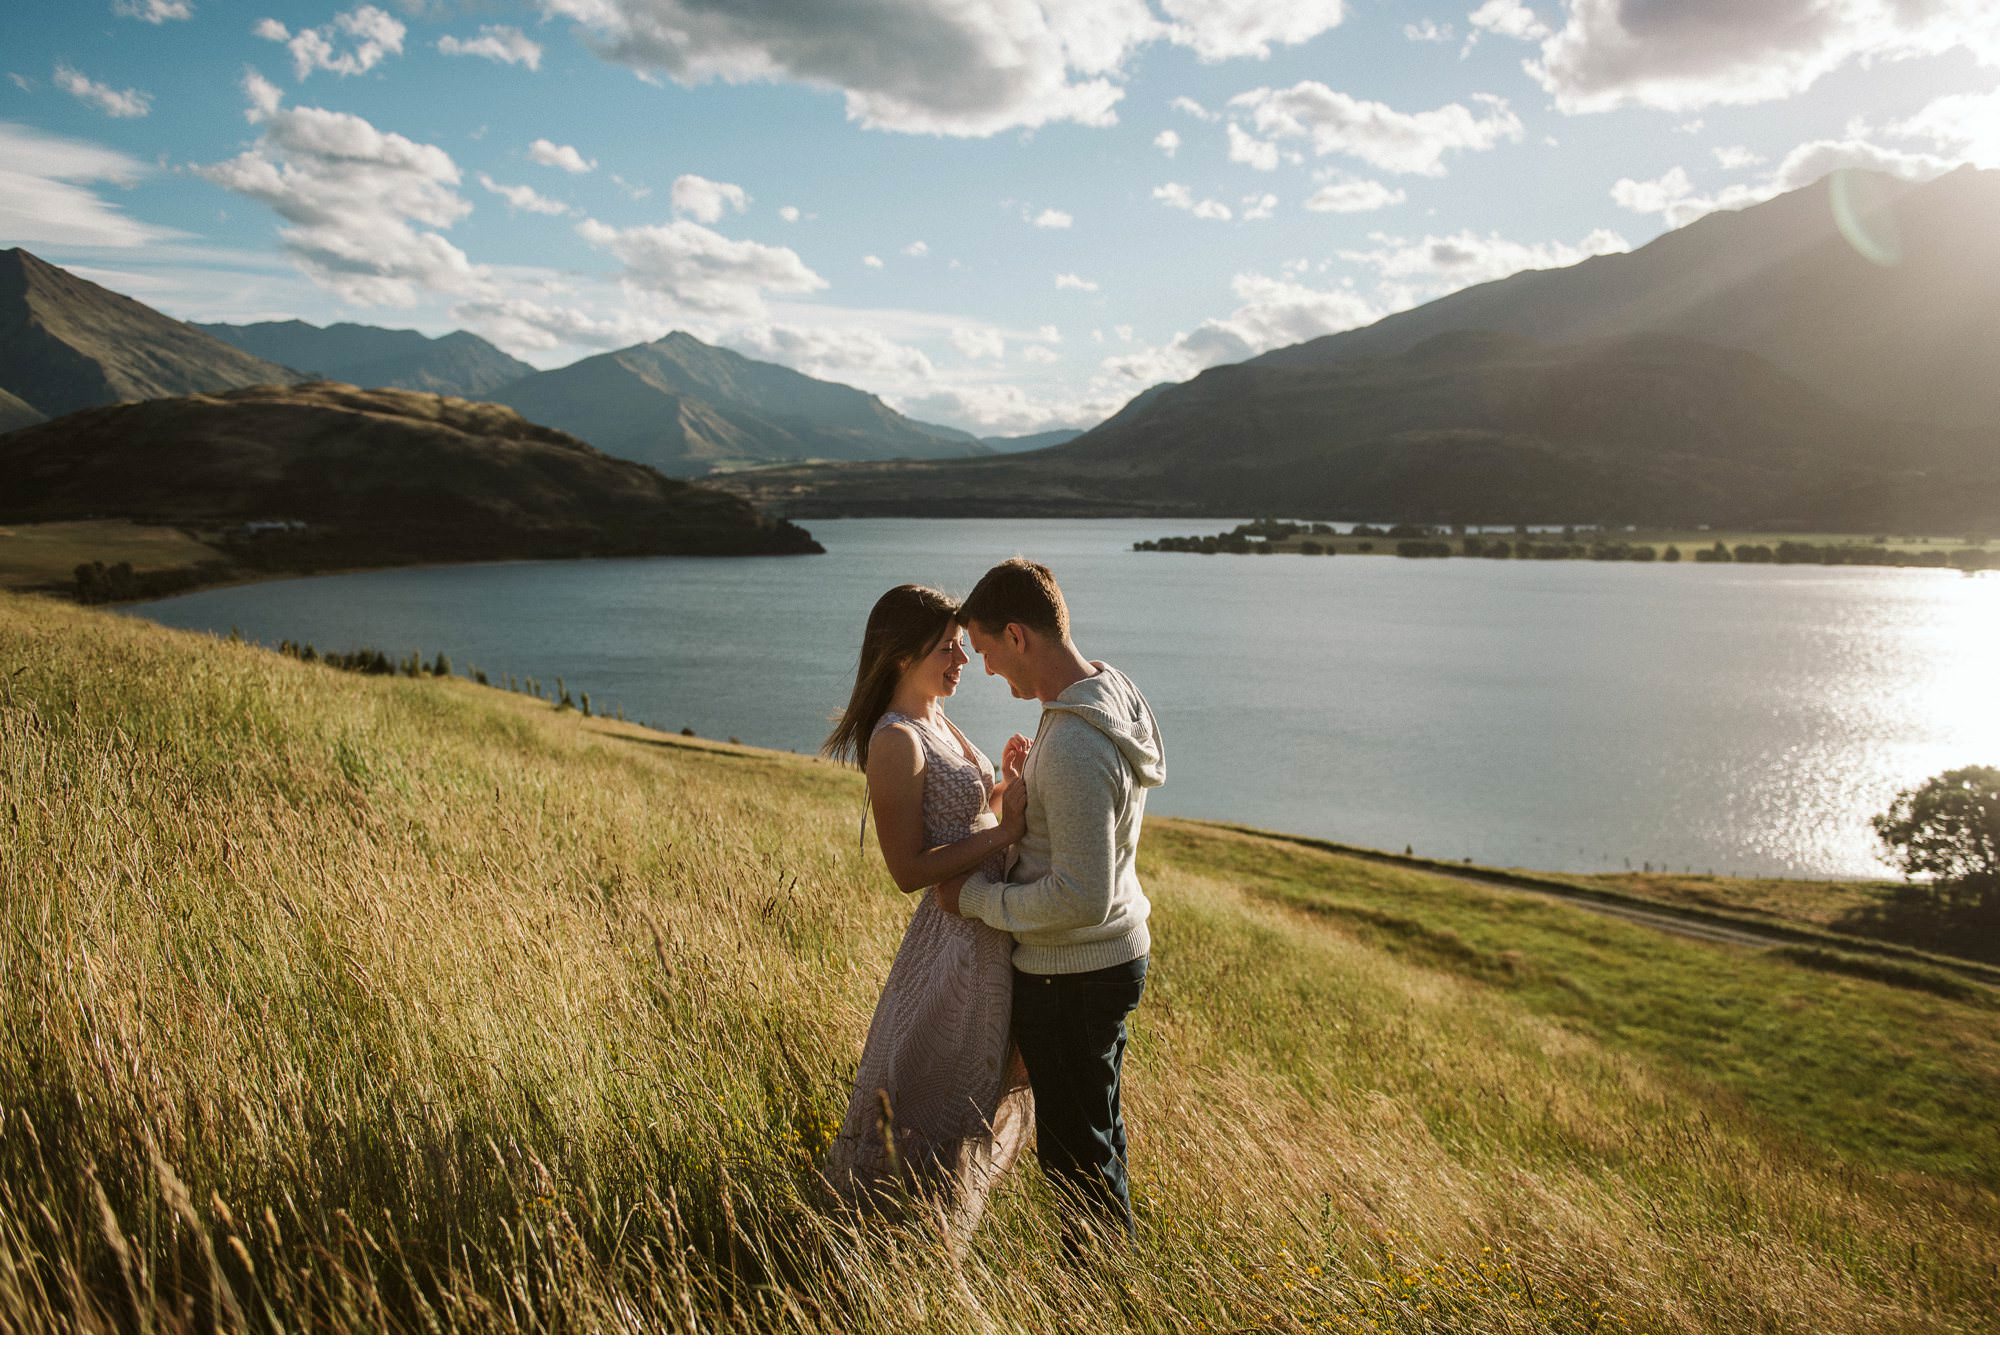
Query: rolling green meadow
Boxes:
[{"xmin": 2, "ymin": 591, "xmax": 1996, "ymax": 1332}]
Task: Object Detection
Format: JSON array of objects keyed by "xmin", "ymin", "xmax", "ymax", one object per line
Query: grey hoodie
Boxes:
[{"xmin": 959, "ymin": 662, "xmax": 1165, "ymax": 975}]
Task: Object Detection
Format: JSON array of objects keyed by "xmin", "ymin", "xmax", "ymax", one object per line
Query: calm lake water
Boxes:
[{"xmin": 129, "ymin": 518, "xmax": 2000, "ymax": 879}]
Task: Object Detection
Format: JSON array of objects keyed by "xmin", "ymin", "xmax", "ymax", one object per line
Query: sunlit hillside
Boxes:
[{"xmin": 1, "ymin": 592, "xmax": 1995, "ymax": 1333}]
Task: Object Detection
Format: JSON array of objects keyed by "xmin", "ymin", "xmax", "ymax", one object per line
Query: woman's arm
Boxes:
[{"xmin": 867, "ymin": 723, "xmax": 1025, "ymax": 894}]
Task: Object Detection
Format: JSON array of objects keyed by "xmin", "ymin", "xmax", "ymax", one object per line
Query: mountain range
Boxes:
[
  {"xmin": 483, "ymin": 332, "xmax": 986, "ymax": 475},
  {"xmin": 0, "ymin": 248, "xmax": 295, "ymax": 422},
  {"xmin": 722, "ymin": 167, "xmax": 2000, "ymax": 530},
  {"xmin": 720, "ymin": 326, "xmax": 1998, "ymax": 530},
  {"xmin": 1249, "ymin": 164, "xmax": 2000, "ymax": 431},
  {"xmin": 0, "ymin": 252, "xmax": 1000, "ymax": 476},
  {"xmin": 194, "ymin": 319, "xmax": 536, "ymax": 400}
]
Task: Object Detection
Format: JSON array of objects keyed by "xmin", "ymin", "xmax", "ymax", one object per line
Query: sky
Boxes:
[{"xmin": 4, "ymin": 1, "xmax": 1998, "ymax": 435}]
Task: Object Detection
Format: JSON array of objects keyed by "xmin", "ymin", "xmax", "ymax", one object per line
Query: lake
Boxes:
[{"xmin": 128, "ymin": 518, "xmax": 2000, "ymax": 879}]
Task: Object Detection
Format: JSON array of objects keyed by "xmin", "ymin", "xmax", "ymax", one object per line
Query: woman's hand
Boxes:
[
  {"xmin": 1002, "ymin": 734, "xmax": 1033, "ymax": 781},
  {"xmin": 998, "ymin": 774, "xmax": 1028, "ymax": 843}
]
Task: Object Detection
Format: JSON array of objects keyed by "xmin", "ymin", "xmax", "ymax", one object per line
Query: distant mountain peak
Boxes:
[
  {"xmin": 194, "ymin": 316, "xmax": 535, "ymax": 400},
  {"xmin": 0, "ymin": 250, "xmax": 296, "ymax": 419},
  {"xmin": 486, "ymin": 331, "xmax": 991, "ymax": 474}
]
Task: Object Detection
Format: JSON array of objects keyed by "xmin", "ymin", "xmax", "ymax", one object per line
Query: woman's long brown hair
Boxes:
[{"xmin": 823, "ymin": 584, "xmax": 960, "ymax": 769}]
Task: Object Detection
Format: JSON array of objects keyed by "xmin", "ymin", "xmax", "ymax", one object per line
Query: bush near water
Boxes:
[
  {"xmin": 1135, "ymin": 519, "xmax": 1999, "ymax": 570},
  {"xmin": 2, "ymin": 591, "xmax": 1997, "ymax": 1333}
]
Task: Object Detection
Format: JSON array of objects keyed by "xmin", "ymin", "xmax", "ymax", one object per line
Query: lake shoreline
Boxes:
[{"xmin": 119, "ymin": 517, "xmax": 1998, "ymax": 882}]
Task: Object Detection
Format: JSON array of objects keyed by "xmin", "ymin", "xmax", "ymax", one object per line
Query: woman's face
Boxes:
[{"xmin": 902, "ymin": 624, "xmax": 970, "ymax": 700}]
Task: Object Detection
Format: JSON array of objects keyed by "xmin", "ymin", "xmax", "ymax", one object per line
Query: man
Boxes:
[{"xmin": 935, "ymin": 557, "xmax": 1165, "ymax": 1253}]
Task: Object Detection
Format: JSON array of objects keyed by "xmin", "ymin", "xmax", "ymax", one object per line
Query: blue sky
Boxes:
[{"xmin": 4, "ymin": 1, "xmax": 1997, "ymax": 433}]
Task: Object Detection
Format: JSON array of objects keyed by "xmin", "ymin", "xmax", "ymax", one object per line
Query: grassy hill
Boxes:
[
  {"xmin": 0, "ymin": 381, "xmax": 819, "ymax": 598},
  {"xmin": 1, "ymin": 592, "xmax": 1995, "ymax": 1332}
]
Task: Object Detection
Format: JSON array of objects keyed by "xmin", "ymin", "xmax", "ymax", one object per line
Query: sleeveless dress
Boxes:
[{"xmin": 823, "ymin": 711, "xmax": 1033, "ymax": 1238}]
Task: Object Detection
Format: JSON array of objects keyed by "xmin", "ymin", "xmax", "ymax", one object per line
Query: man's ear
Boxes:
[{"xmin": 1005, "ymin": 621, "xmax": 1030, "ymax": 652}]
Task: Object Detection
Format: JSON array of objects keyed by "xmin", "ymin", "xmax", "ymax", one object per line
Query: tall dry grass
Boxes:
[{"xmin": 1, "ymin": 591, "xmax": 1994, "ymax": 1332}]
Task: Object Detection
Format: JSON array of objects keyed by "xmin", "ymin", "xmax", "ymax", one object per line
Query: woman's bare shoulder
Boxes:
[{"xmin": 866, "ymin": 719, "xmax": 924, "ymax": 769}]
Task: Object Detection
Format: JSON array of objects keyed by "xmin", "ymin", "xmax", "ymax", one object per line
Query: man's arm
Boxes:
[{"xmin": 955, "ymin": 721, "xmax": 1121, "ymax": 934}]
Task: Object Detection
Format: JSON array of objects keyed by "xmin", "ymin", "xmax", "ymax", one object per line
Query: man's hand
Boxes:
[
  {"xmin": 998, "ymin": 775, "xmax": 1028, "ymax": 843},
  {"xmin": 936, "ymin": 870, "xmax": 969, "ymax": 915}
]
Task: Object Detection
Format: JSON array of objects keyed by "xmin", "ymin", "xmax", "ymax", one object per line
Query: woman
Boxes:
[{"xmin": 821, "ymin": 584, "xmax": 1034, "ymax": 1238}]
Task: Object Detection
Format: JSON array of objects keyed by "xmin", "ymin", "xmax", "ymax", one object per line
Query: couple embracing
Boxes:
[{"xmin": 821, "ymin": 557, "xmax": 1165, "ymax": 1253}]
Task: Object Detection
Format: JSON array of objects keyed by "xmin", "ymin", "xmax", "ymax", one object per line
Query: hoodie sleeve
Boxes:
[{"xmin": 958, "ymin": 716, "xmax": 1122, "ymax": 935}]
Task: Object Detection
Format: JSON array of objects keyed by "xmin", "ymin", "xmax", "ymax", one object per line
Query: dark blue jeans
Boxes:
[{"xmin": 1011, "ymin": 954, "xmax": 1148, "ymax": 1253}]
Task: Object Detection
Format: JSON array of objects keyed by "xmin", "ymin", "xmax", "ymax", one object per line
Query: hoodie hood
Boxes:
[{"xmin": 1044, "ymin": 662, "xmax": 1166, "ymax": 788}]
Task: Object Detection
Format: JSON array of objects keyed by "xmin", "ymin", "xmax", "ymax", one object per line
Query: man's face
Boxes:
[{"xmin": 965, "ymin": 621, "xmax": 1032, "ymax": 700}]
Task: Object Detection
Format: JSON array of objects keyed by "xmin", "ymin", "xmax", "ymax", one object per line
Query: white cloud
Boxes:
[
  {"xmin": 862, "ymin": 254, "xmax": 884, "ymax": 269},
  {"xmin": 1609, "ymin": 165, "xmax": 1697, "ymax": 218},
  {"xmin": 195, "ymin": 75, "xmax": 483, "ymax": 306},
  {"xmin": 1226, "ymin": 122, "xmax": 1280, "ymax": 171},
  {"xmin": 611, "ymin": 172, "xmax": 651, "ymax": 200},
  {"xmin": 733, "ymin": 322, "xmax": 936, "ymax": 381},
  {"xmin": 1153, "ymin": 181, "xmax": 1233, "ymax": 219},
  {"xmin": 478, "ymin": 173, "xmax": 570, "ymax": 215},
  {"xmin": 1171, "ymin": 95, "xmax": 1218, "ymax": 121},
  {"xmin": 893, "ymin": 379, "xmax": 1107, "ymax": 436},
  {"xmin": 1055, "ymin": 271, "xmax": 1099, "ymax": 291},
  {"xmin": 1304, "ymin": 175, "xmax": 1406, "ymax": 212},
  {"xmin": 1157, "ymin": 0, "xmax": 1346, "ymax": 62},
  {"xmin": 903, "ymin": 239, "xmax": 929, "ymax": 257},
  {"xmin": 531, "ymin": 0, "xmax": 1345, "ymax": 136},
  {"xmin": 529, "ymin": 138, "xmax": 596, "ymax": 173},
  {"xmin": 1229, "ymin": 83, "xmax": 1523, "ymax": 176},
  {"xmin": 542, "ymin": 0, "xmax": 1149, "ymax": 137},
  {"xmin": 1021, "ymin": 344, "xmax": 1061, "ymax": 363},
  {"xmin": 263, "ymin": 5, "xmax": 407, "ymax": 81},
  {"xmin": 53, "ymin": 64, "xmax": 152, "ymax": 118},
  {"xmin": 1036, "ymin": 324, "xmax": 1063, "ymax": 342},
  {"xmin": 6, "ymin": 74, "xmax": 30, "ymax": 92},
  {"xmin": 1033, "ymin": 207, "xmax": 1073, "ymax": 228},
  {"xmin": 1893, "ymin": 88, "xmax": 2000, "ymax": 167},
  {"xmin": 1530, "ymin": 0, "xmax": 2000, "ymax": 115},
  {"xmin": 669, "ymin": 172, "xmax": 750, "ymax": 222},
  {"xmin": 437, "ymin": 26, "xmax": 543, "ymax": 70},
  {"xmin": 113, "ymin": 0, "xmax": 192, "ymax": 22},
  {"xmin": 1154, "ymin": 128, "xmax": 1181, "ymax": 156},
  {"xmin": 578, "ymin": 215, "xmax": 827, "ymax": 317},
  {"xmin": 950, "ymin": 325, "xmax": 1006, "ymax": 360},
  {"xmin": 777, "ymin": 204, "xmax": 801, "ymax": 222},
  {"xmin": 1102, "ymin": 271, "xmax": 1385, "ymax": 387},
  {"xmin": 1466, "ymin": 0, "xmax": 1548, "ymax": 43},
  {"xmin": 1241, "ymin": 192, "xmax": 1278, "ymax": 220},
  {"xmin": 0, "ymin": 121, "xmax": 172, "ymax": 247},
  {"xmin": 452, "ymin": 294, "xmax": 662, "ymax": 353},
  {"xmin": 1712, "ymin": 145, "xmax": 1766, "ymax": 170},
  {"xmin": 1339, "ymin": 226, "xmax": 1629, "ymax": 288},
  {"xmin": 1404, "ymin": 19, "xmax": 1452, "ymax": 42},
  {"xmin": 1611, "ymin": 138, "xmax": 1960, "ymax": 228}
]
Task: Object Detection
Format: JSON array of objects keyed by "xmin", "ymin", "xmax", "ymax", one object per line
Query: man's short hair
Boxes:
[{"xmin": 957, "ymin": 557, "xmax": 1069, "ymax": 641}]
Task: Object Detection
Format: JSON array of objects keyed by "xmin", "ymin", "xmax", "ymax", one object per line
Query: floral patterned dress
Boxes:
[{"xmin": 823, "ymin": 711, "xmax": 1033, "ymax": 1237}]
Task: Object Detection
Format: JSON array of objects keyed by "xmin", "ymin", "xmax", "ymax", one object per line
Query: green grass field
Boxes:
[
  {"xmin": 2, "ymin": 591, "xmax": 1995, "ymax": 1332},
  {"xmin": 0, "ymin": 520, "xmax": 228, "ymax": 591}
]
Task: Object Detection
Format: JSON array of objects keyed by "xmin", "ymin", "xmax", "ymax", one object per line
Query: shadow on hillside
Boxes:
[{"xmin": 1828, "ymin": 886, "xmax": 2000, "ymax": 966}]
